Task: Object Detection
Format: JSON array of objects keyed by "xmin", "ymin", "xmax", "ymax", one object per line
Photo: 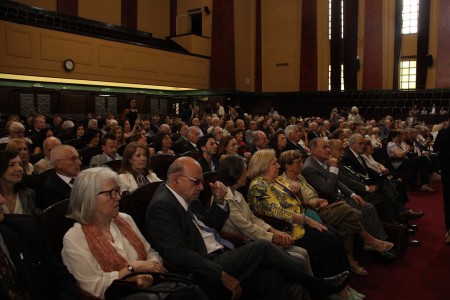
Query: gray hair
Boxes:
[
  {"xmin": 348, "ymin": 134, "xmax": 363, "ymax": 147},
  {"xmin": 308, "ymin": 137, "xmax": 323, "ymax": 152},
  {"xmin": 248, "ymin": 149, "xmax": 276, "ymax": 179},
  {"xmin": 61, "ymin": 120, "xmax": 74, "ymax": 130},
  {"xmin": 50, "ymin": 144, "xmax": 77, "ymax": 165},
  {"xmin": 186, "ymin": 126, "xmax": 199, "ymax": 138},
  {"xmin": 67, "ymin": 167, "xmax": 119, "ymax": 224},
  {"xmin": 284, "ymin": 125, "xmax": 298, "ymax": 139},
  {"xmin": 8, "ymin": 121, "xmax": 25, "ymax": 134}
]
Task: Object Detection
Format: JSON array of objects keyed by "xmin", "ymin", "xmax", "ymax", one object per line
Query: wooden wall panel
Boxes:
[
  {"xmin": 363, "ymin": 0, "xmax": 382, "ymax": 89},
  {"xmin": 121, "ymin": 0, "xmax": 137, "ymax": 30},
  {"xmin": 300, "ymin": 0, "xmax": 317, "ymax": 91},
  {"xmin": 436, "ymin": 0, "xmax": 450, "ymax": 88},
  {"xmin": 57, "ymin": 0, "xmax": 77, "ymax": 16}
]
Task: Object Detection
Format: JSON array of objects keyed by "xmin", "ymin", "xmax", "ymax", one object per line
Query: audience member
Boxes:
[
  {"xmin": 34, "ymin": 136, "xmax": 61, "ymax": 174},
  {"xmin": 120, "ymin": 98, "xmax": 139, "ymax": 128},
  {"xmin": 0, "ymin": 121, "xmax": 33, "ymax": 145},
  {"xmin": 153, "ymin": 132, "xmax": 175, "ymax": 155},
  {"xmin": 197, "ymin": 134, "xmax": 219, "ymax": 172},
  {"xmin": 90, "ymin": 133, "xmax": 121, "ymax": 167}
]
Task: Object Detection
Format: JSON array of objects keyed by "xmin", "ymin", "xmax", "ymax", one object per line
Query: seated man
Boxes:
[
  {"xmin": 145, "ymin": 157, "xmax": 349, "ymax": 300},
  {"xmin": 197, "ymin": 133, "xmax": 219, "ymax": 172},
  {"xmin": 40, "ymin": 145, "xmax": 81, "ymax": 209},
  {"xmin": 89, "ymin": 133, "xmax": 121, "ymax": 167},
  {"xmin": 0, "ymin": 193, "xmax": 79, "ymax": 299},
  {"xmin": 34, "ymin": 136, "xmax": 61, "ymax": 174}
]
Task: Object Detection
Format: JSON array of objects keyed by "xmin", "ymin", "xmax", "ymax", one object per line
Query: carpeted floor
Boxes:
[{"xmin": 352, "ymin": 182, "xmax": 449, "ymax": 300}]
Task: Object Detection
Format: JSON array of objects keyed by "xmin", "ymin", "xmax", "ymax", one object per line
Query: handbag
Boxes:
[{"xmin": 105, "ymin": 272, "xmax": 195, "ymax": 300}]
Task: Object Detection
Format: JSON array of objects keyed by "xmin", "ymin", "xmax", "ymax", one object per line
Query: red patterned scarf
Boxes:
[{"xmin": 81, "ymin": 215, "xmax": 147, "ymax": 272}]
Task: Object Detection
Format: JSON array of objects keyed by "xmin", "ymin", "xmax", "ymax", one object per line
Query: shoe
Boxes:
[
  {"xmin": 372, "ymin": 250, "xmax": 398, "ymax": 263},
  {"xmin": 349, "ymin": 261, "xmax": 368, "ymax": 276},
  {"xmin": 322, "ymin": 271, "xmax": 350, "ymax": 289},
  {"xmin": 407, "ymin": 223, "xmax": 419, "ymax": 231},
  {"xmin": 420, "ymin": 185, "xmax": 435, "ymax": 192},
  {"xmin": 408, "ymin": 239, "xmax": 421, "ymax": 246},
  {"xmin": 408, "ymin": 228, "xmax": 416, "ymax": 236},
  {"xmin": 310, "ymin": 271, "xmax": 350, "ymax": 298},
  {"xmin": 398, "ymin": 209, "xmax": 424, "ymax": 221},
  {"xmin": 444, "ymin": 231, "xmax": 450, "ymax": 244},
  {"xmin": 349, "ymin": 287, "xmax": 366, "ymax": 299},
  {"xmin": 364, "ymin": 240, "xmax": 394, "ymax": 252}
]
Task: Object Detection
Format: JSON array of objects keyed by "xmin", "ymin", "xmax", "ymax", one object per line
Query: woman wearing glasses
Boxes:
[
  {"xmin": 62, "ymin": 167, "xmax": 206, "ymax": 299},
  {"xmin": 119, "ymin": 142, "xmax": 161, "ymax": 193}
]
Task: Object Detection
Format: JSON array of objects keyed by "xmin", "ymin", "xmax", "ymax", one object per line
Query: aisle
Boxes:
[{"xmin": 352, "ymin": 182, "xmax": 449, "ymax": 300}]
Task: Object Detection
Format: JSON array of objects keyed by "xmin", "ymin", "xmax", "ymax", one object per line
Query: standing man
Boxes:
[
  {"xmin": 433, "ymin": 115, "xmax": 450, "ymax": 243},
  {"xmin": 216, "ymin": 102, "xmax": 225, "ymax": 117}
]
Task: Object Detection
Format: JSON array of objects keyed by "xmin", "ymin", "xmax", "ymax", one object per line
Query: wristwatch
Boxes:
[{"xmin": 127, "ymin": 264, "xmax": 134, "ymax": 273}]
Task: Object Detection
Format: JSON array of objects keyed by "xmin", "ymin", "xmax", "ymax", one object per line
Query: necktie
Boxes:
[
  {"xmin": 0, "ymin": 243, "xmax": 31, "ymax": 299},
  {"xmin": 69, "ymin": 178, "xmax": 75, "ymax": 185},
  {"xmin": 187, "ymin": 207, "xmax": 235, "ymax": 250}
]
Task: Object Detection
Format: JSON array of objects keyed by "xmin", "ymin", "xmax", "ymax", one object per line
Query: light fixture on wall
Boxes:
[{"xmin": 204, "ymin": 6, "xmax": 211, "ymax": 15}]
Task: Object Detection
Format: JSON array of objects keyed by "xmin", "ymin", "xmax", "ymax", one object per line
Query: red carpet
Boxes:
[{"xmin": 352, "ymin": 182, "xmax": 449, "ymax": 300}]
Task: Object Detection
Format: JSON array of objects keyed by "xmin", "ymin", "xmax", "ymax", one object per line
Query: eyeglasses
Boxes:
[
  {"xmin": 97, "ymin": 186, "xmax": 121, "ymax": 199},
  {"xmin": 58, "ymin": 156, "xmax": 80, "ymax": 162},
  {"xmin": 179, "ymin": 174, "xmax": 204, "ymax": 186}
]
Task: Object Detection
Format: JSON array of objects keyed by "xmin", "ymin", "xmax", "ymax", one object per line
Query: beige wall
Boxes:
[
  {"xmin": 13, "ymin": 0, "xmax": 56, "ymax": 11},
  {"xmin": 0, "ymin": 20, "xmax": 210, "ymax": 89},
  {"xmin": 261, "ymin": 0, "xmax": 301, "ymax": 92},
  {"xmin": 137, "ymin": 0, "xmax": 170, "ymax": 39},
  {"xmin": 79, "ymin": 0, "xmax": 121, "ymax": 26},
  {"xmin": 234, "ymin": 0, "xmax": 255, "ymax": 92}
]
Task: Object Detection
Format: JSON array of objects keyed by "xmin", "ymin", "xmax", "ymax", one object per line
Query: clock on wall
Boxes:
[{"xmin": 63, "ymin": 59, "xmax": 75, "ymax": 71}]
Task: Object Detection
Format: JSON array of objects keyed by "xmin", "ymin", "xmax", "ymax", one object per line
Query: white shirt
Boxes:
[{"xmin": 62, "ymin": 213, "xmax": 162, "ymax": 299}]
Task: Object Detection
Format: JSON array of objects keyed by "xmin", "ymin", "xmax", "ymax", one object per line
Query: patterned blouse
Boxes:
[{"xmin": 248, "ymin": 176, "xmax": 305, "ymax": 240}]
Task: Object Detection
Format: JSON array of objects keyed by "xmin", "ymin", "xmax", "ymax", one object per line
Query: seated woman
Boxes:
[
  {"xmin": 219, "ymin": 155, "xmax": 313, "ymax": 278},
  {"xmin": 6, "ymin": 138, "xmax": 33, "ymax": 175},
  {"xmin": 110, "ymin": 125, "xmax": 127, "ymax": 147},
  {"xmin": 268, "ymin": 131, "xmax": 287, "ymax": 158},
  {"xmin": 231, "ymin": 128, "xmax": 246, "ymax": 146},
  {"xmin": 0, "ymin": 150, "xmax": 35, "ymax": 214},
  {"xmin": 279, "ymin": 150, "xmax": 393, "ymax": 276},
  {"xmin": 61, "ymin": 167, "xmax": 207, "ymax": 299},
  {"xmin": 153, "ymin": 132, "xmax": 175, "ymax": 156},
  {"xmin": 387, "ymin": 130, "xmax": 434, "ymax": 192},
  {"xmin": 247, "ymin": 149, "xmax": 363, "ymax": 300},
  {"xmin": 119, "ymin": 142, "xmax": 161, "ymax": 193},
  {"xmin": 217, "ymin": 135, "xmax": 239, "ymax": 159},
  {"xmin": 84, "ymin": 128, "xmax": 101, "ymax": 148}
]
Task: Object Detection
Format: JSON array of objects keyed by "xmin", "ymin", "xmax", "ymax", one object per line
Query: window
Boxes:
[
  {"xmin": 329, "ymin": 0, "xmax": 344, "ymax": 40},
  {"xmin": 328, "ymin": 64, "xmax": 345, "ymax": 91},
  {"xmin": 400, "ymin": 60, "xmax": 417, "ymax": 90},
  {"xmin": 402, "ymin": 0, "xmax": 419, "ymax": 34}
]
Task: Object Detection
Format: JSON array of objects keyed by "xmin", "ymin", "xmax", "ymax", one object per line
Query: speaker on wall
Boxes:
[
  {"xmin": 425, "ymin": 54, "xmax": 433, "ymax": 67},
  {"xmin": 354, "ymin": 56, "xmax": 360, "ymax": 71}
]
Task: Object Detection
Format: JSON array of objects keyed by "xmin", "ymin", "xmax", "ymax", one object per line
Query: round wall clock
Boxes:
[{"xmin": 63, "ymin": 59, "xmax": 75, "ymax": 71}]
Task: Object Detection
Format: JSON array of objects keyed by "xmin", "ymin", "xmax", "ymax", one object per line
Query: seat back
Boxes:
[
  {"xmin": 102, "ymin": 159, "xmax": 123, "ymax": 173},
  {"xmin": 171, "ymin": 139, "xmax": 188, "ymax": 155},
  {"xmin": 66, "ymin": 138, "xmax": 87, "ymax": 150},
  {"xmin": 181, "ymin": 150, "xmax": 201, "ymax": 160},
  {"xmin": 120, "ymin": 181, "xmax": 163, "ymax": 235},
  {"xmin": 29, "ymin": 152, "xmax": 45, "ymax": 164},
  {"xmin": 149, "ymin": 154, "xmax": 177, "ymax": 180},
  {"xmin": 40, "ymin": 199, "xmax": 74, "ymax": 259},
  {"xmin": 78, "ymin": 146, "xmax": 102, "ymax": 166}
]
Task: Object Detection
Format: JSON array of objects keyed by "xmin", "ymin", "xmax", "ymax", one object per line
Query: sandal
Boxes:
[
  {"xmin": 349, "ymin": 261, "xmax": 368, "ymax": 276},
  {"xmin": 364, "ymin": 240, "xmax": 394, "ymax": 252}
]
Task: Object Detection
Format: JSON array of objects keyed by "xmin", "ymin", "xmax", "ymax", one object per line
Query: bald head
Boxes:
[
  {"xmin": 166, "ymin": 157, "xmax": 204, "ymax": 204},
  {"xmin": 43, "ymin": 136, "xmax": 62, "ymax": 159}
]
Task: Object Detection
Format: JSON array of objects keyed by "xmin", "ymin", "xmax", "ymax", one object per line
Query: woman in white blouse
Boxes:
[{"xmin": 118, "ymin": 142, "xmax": 161, "ymax": 193}]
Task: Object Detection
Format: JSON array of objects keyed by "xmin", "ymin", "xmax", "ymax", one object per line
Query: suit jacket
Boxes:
[
  {"xmin": 17, "ymin": 187, "xmax": 36, "ymax": 214},
  {"xmin": 89, "ymin": 153, "xmax": 122, "ymax": 167},
  {"xmin": 180, "ymin": 142, "xmax": 198, "ymax": 154},
  {"xmin": 342, "ymin": 147, "xmax": 380, "ymax": 179},
  {"xmin": 0, "ymin": 215, "xmax": 79, "ymax": 300},
  {"xmin": 41, "ymin": 173, "xmax": 72, "ymax": 209},
  {"xmin": 197, "ymin": 156, "xmax": 219, "ymax": 172},
  {"xmin": 145, "ymin": 184, "xmax": 229, "ymax": 287},
  {"xmin": 284, "ymin": 140, "xmax": 308, "ymax": 156},
  {"xmin": 33, "ymin": 157, "xmax": 53, "ymax": 174},
  {"xmin": 302, "ymin": 156, "xmax": 354, "ymax": 202}
]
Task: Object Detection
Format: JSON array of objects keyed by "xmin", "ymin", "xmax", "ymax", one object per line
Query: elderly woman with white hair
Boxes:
[
  {"xmin": 0, "ymin": 121, "xmax": 33, "ymax": 145},
  {"xmin": 62, "ymin": 167, "xmax": 206, "ymax": 299}
]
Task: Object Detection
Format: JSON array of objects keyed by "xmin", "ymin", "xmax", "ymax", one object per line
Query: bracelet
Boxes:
[{"xmin": 300, "ymin": 213, "xmax": 307, "ymax": 226}]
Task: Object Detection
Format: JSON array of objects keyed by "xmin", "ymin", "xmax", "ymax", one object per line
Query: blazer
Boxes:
[
  {"xmin": 40, "ymin": 173, "xmax": 72, "ymax": 210},
  {"xmin": 284, "ymin": 139, "xmax": 308, "ymax": 156},
  {"xmin": 118, "ymin": 171, "xmax": 162, "ymax": 193},
  {"xmin": 180, "ymin": 142, "xmax": 198, "ymax": 154},
  {"xmin": 197, "ymin": 156, "xmax": 219, "ymax": 173},
  {"xmin": 0, "ymin": 215, "xmax": 79, "ymax": 300},
  {"xmin": 33, "ymin": 157, "xmax": 53, "ymax": 174},
  {"xmin": 302, "ymin": 156, "xmax": 354, "ymax": 202},
  {"xmin": 89, "ymin": 153, "xmax": 122, "ymax": 167},
  {"xmin": 341, "ymin": 147, "xmax": 380, "ymax": 179},
  {"xmin": 17, "ymin": 187, "xmax": 36, "ymax": 214},
  {"xmin": 145, "ymin": 183, "xmax": 229, "ymax": 287}
]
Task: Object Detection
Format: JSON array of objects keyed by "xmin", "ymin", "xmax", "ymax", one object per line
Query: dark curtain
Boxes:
[
  {"xmin": 255, "ymin": 0, "xmax": 262, "ymax": 92},
  {"xmin": 416, "ymin": 0, "xmax": 431, "ymax": 89},
  {"xmin": 330, "ymin": 0, "xmax": 342, "ymax": 91},
  {"xmin": 393, "ymin": 0, "xmax": 403, "ymax": 90},
  {"xmin": 300, "ymin": 0, "xmax": 318, "ymax": 91},
  {"xmin": 343, "ymin": 0, "xmax": 358, "ymax": 90}
]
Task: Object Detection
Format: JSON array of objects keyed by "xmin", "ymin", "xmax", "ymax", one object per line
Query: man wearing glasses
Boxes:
[
  {"xmin": 146, "ymin": 157, "xmax": 349, "ymax": 300},
  {"xmin": 40, "ymin": 145, "xmax": 81, "ymax": 209}
]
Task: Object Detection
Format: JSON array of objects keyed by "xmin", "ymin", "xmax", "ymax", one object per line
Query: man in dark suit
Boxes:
[
  {"xmin": 307, "ymin": 121, "xmax": 321, "ymax": 142},
  {"xmin": 342, "ymin": 134, "xmax": 423, "ymax": 222},
  {"xmin": 248, "ymin": 130, "xmax": 269, "ymax": 154},
  {"xmin": 40, "ymin": 145, "xmax": 81, "ymax": 209},
  {"xmin": 0, "ymin": 194, "xmax": 79, "ymax": 299},
  {"xmin": 302, "ymin": 138, "xmax": 389, "ymax": 242},
  {"xmin": 197, "ymin": 134, "xmax": 219, "ymax": 172},
  {"xmin": 431, "ymin": 116, "xmax": 450, "ymax": 243},
  {"xmin": 180, "ymin": 126, "xmax": 200, "ymax": 153},
  {"xmin": 284, "ymin": 125, "xmax": 309, "ymax": 156},
  {"xmin": 145, "ymin": 157, "xmax": 349, "ymax": 299}
]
